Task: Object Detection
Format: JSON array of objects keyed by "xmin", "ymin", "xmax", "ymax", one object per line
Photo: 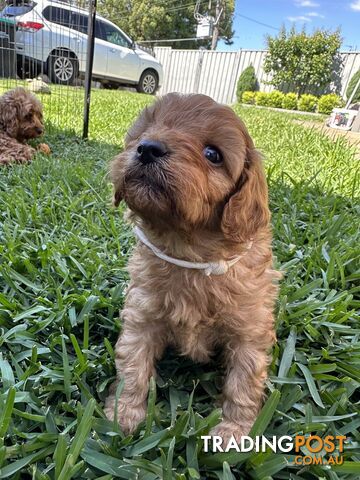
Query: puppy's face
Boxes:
[
  {"xmin": 0, "ymin": 87, "xmax": 44, "ymax": 140},
  {"xmin": 111, "ymin": 94, "xmax": 269, "ymax": 241},
  {"xmin": 19, "ymin": 100, "xmax": 44, "ymax": 140}
]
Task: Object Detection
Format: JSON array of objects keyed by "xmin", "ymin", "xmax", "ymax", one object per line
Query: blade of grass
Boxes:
[
  {"xmin": 278, "ymin": 327, "xmax": 297, "ymax": 378},
  {"xmin": 297, "ymin": 363, "xmax": 325, "ymax": 408}
]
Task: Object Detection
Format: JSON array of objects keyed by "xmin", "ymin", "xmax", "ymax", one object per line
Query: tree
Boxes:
[
  {"xmin": 210, "ymin": 0, "xmax": 234, "ymax": 50},
  {"xmin": 97, "ymin": 0, "xmax": 234, "ymax": 50},
  {"xmin": 236, "ymin": 65, "xmax": 258, "ymax": 102},
  {"xmin": 263, "ymin": 27, "xmax": 342, "ymax": 95}
]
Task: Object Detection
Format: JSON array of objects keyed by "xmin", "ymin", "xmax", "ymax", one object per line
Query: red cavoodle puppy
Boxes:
[
  {"xmin": 105, "ymin": 93, "xmax": 280, "ymax": 442},
  {"xmin": 0, "ymin": 87, "xmax": 50, "ymax": 166}
]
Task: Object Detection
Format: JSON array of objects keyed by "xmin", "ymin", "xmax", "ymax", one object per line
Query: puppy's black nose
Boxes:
[
  {"xmin": 36, "ymin": 127, "xmax": 43, "ymax": 134},
  {"xmin": 136, "ymin": 140, "xmax": 167, "ymax": 165}
]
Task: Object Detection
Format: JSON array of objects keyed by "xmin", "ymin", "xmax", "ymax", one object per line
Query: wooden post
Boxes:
[{"xmin": 211, "ymin": 0, "xmax": 221, "ymax": 50}]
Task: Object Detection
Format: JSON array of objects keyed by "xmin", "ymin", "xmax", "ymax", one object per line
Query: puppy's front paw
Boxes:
[
  {"xmin": 37, "ymin": 143, "xmax": 51, "ymax": 155},
  {"xmin": 210, "ymin": 421, "xmax": 252, "ymax": 444},
  {"xmin": 104, "ymin": 395, "xmax": 147, "ymax": 434}
]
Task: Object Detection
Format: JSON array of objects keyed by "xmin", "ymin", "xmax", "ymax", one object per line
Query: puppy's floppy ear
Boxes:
[
  {"xmin": 110, "ymin": 152, "xmax": 126, "ymax": 207},
  {"xmin": 113, "ymin": 187, "xmax": 123, "ymax": 207},
  {"xmin": 0, "ymin": 95, "xmax": 19, "ymax": 138},
  {"xmin": 221, "ymin": 148, "xmax": 270, "ymax": 243}
]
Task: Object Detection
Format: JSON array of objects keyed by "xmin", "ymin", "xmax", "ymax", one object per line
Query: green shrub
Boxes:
[
  {"xmin": 282, "ymin": 93, "xmax": 298, "ymax": 110},
  {"xmin": 346, "ymin": 69, "xmax": 360, "ymax": 103},
  {"xmin": 242, "ymin": 91, "xmax": 256, "ymax": 104},
  {"xmin": 318, "ymin": 94, "xmax": 344, "ymax": 114},
  {"xmin": 267, "ymin": 90, "xmax": 285, "ymax": 108},
  {"xmin": 255, "ymin": 91, "xmax": 270, "ymax": 106},
  {"xmin": 298, "ymin": 94, "xmax": 318, "ymax": 112},
  {"xmin": 236, "ymin": 65, "xmax": 258, "ymax": 102}
]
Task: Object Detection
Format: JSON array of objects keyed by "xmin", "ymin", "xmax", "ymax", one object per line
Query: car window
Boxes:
[
  {"xmin": 70, "ymin": 12, "xmax": 88, "ymax": 34},
  {"xmin": 43, "ymin": 6, "xmax": 71, "ymax": 29},
  {"xmin": 96, "ymin": 20, "xmax": 131, "ymax": 48},
  {"xmin": 94, "ymin": 19, "xmax": 105, "ymax": 40},
  {"xmin": 1, "ymin": 2, "xmax": 36, "ymax": 17}
]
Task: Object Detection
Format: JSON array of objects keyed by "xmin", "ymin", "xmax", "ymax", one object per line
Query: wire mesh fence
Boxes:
[
  {"xmin": 0, "ymin": 0, "xmax": 164, "ymax": 143},
  {"xmin": 0, "ymin": 0, "xmax": 93, "ymax": 136}
]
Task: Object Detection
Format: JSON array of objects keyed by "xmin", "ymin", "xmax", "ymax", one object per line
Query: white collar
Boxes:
[{"xmin": 134, "ymin": 226, "xmax": 253, "ymax": 276}]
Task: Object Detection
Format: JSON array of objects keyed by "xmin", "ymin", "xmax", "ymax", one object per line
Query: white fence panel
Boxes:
[
  {"xmin": 154, "ymin": 47, "xmax": 360, "ymax": 105},
  {"xmin": 198, "ymin": 51, "xmax": 239, "ymax": 104}
]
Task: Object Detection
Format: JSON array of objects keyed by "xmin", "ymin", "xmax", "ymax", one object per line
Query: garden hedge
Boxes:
[{"xmin": 241, "ymin": 90, "xmax": 344, "ymax": 114}]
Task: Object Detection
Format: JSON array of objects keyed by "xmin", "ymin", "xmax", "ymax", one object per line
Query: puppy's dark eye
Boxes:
[
  {"xmin": 203, "ymin": 145, "xmax": 223, "ymax": 165},
  {"xmin": 25, "ymin": 113, "xmax": 32, "ymax": 120}
]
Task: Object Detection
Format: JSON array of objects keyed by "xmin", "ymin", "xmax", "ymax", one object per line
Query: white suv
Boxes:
[{"xmin": 0, "ymin": 0, "xmax": 163, "ymax": 94}]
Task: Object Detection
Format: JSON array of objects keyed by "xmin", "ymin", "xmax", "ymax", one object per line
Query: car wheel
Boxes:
[
  {"xmin": 49, "ymin": 51, "xmax": 77, "ymax": 85},
  {"xmin": 136, "ymin": 70, "xmax": 158, "ymax": 95}
]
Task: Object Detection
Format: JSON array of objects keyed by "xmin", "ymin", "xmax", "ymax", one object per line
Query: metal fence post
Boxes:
[{"xmin": 83, "ymin": 0, "xmax": 97, "ymax": 139}]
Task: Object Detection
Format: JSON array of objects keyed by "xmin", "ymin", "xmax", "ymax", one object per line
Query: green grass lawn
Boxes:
[{"xmin": 0, "ymin": 88, "xmax": 359, "ymax": 479}]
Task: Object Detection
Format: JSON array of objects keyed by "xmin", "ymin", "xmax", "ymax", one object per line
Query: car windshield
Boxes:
[{"xmin": 1, "ymin": 2, "xmax": 36, "ymax": 17}]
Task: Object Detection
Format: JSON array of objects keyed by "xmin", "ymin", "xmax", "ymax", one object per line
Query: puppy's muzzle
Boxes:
[{"xmin": 136, "ymin": 140, "xmax": 167, "ymax": 165}]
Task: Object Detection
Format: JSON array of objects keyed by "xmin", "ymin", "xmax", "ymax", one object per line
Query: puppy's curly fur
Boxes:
[
  {"xmin": 105, "ymin": 93, "xmax": 280, "ymax": 441},
  {"xmin": 0, "ymin": 87, "xmax": 44, "ymax": 166}
]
